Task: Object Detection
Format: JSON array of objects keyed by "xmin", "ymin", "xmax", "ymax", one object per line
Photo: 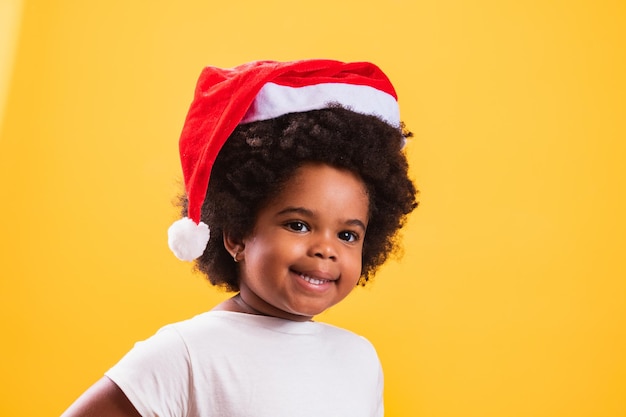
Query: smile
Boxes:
[{"xmin": 298, "ymin": 273, "xmax": 332, "ymax": 286}]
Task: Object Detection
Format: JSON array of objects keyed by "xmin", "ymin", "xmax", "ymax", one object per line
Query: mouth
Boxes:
[
  {"xmin": 293, "ymin": 269, "xmax": 336, "ymax": 286},
  {"xmin": 299, "ymin": 274, "xmax": 331, "ymax": 285}
]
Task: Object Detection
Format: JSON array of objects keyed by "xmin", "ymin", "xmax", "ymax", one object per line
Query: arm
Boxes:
[{"xmin": 61, "ymin": 376, "xmax": 141, "ymax": 417}]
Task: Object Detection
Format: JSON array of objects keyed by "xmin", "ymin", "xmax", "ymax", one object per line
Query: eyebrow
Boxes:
[{"xmin": 276, "ymin": 206, "xmax": 367, "ymax": 231}]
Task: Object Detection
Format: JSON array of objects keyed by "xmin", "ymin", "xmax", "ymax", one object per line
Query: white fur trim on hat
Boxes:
[
  {"xmin": 167, "ymin": 217, "xmax": 210, "ymax": 261},
  {"xmin": 240, "ymin": 82, "xmax": 401, "ymax": 126}
]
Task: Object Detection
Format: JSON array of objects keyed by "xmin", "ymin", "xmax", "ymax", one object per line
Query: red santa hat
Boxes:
[{"xmin": 168, "ymin": 59, "xmax": 401, "ymax": 261}]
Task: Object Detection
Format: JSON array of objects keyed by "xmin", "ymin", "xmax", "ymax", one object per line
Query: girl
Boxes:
[{"xmin": 62, "ymin": 59, "xmax": 417, "ymax": 417}]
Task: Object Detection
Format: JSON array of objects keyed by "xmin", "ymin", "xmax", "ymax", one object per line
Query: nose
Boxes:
[{"xmin": 308, "ymin": 232, "xmax": 337, "ymax": 260}]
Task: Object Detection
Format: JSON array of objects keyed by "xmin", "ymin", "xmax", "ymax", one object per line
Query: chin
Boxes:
[{"xmin": 287, "ymin": 303, "xmax": 332, "ymax": 318}]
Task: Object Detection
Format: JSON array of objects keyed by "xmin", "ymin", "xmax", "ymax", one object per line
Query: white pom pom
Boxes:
[{"xmin": 167, "ymin": 217, "xmax": 211, "ymax": 261}]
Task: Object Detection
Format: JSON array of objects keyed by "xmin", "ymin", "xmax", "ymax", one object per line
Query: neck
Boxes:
[
  {"xmin": 232, "ymin": 293, "xmax": 267, "ymax": 316},
  {"xmin": 235, "ymin": 286, "xmax": 314, "ymax": 322}
]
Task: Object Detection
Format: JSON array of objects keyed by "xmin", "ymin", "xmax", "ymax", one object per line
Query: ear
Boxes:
[{"xmin": 223, "ymin": 231, "xmax": 245, "ymax": 261}]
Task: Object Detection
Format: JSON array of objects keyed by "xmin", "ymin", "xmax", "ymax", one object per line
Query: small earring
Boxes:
[{"xmin": 233, "ymin": 251, "xmax": 240, "ymax": 263}]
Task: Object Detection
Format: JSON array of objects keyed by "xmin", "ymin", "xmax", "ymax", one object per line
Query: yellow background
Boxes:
[{"xmin": 1, "ymin": 1, "xmax": 625, "ymax": 416}]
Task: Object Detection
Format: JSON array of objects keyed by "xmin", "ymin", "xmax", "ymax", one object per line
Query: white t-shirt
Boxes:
[{"xmin": 106, "ymin": 310, "xmax": 383, "ymax": 417}]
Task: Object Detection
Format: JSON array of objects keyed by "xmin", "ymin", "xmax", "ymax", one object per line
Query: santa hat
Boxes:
[{"xmin": 168, "ymin": 59, "xmax": 401, "ymax": 261}]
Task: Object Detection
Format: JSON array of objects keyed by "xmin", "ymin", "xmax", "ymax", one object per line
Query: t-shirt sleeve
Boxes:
[
  {"xmin": 374, "ymin": 358, "xmax": 384, "ymax": 417},
  {"xmin": 356, "ymin": 335, "xmax": 384, "ymax": 417},
  {"xmin": 105, "ymin": 325, "xmax": 191, "ymax": 417}
]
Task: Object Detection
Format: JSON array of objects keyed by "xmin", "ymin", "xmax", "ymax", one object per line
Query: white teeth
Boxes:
[{"xmin": 300, "ymin": 274, "xmax": 329, "ymax": 285}]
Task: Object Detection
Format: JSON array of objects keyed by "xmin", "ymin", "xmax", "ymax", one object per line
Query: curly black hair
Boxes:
[{"xmin": 179, "ymin": 106, "xmax": 418, "ymax": 291}]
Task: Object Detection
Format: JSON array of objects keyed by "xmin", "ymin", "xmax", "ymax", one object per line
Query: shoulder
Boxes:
[{"xmin": 314, "ymin": 321, "xmax": 380, "ymax": 359}]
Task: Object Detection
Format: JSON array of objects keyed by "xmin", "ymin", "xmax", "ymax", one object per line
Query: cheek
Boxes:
[
  {"xmin": 245, "ymin": 235, "xmax": 300, "ymax": 264},
  {"xmin": 344, "ymin": 248, "xmax": 364, "ymax": 274},
  {"xmin": 355, "ymin": 248, "xmax": 366, "ymax": 275},
  {"xmin": 352, "ymin": 257, "xmax": 364, "ymax": 277}
]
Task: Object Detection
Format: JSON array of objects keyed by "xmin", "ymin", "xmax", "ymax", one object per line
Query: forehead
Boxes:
[{"xmin": 262, "ymin": 163, "xmax": 369, "ymax": 218}]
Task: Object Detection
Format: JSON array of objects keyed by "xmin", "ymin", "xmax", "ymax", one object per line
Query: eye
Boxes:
[
  {"xmin": 285, "ymin": 221, "xmax": 310, "ymax": 233},
  {"xmin": 338, "ymin": 231, "xmax": 359, "ymax": 243}
]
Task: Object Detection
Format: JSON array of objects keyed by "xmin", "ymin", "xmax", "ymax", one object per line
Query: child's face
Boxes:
[{"xmin": 236, "ymin": 163, "xmax": 369, "ymax": 321}]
